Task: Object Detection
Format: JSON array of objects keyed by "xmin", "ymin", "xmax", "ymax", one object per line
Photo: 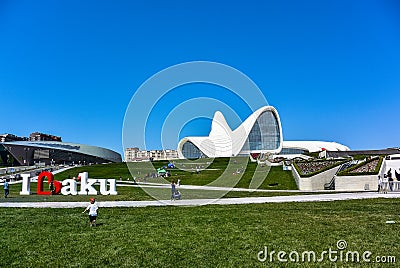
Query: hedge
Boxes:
[
  {"xmin": 293, "ymin": 160, "xmax": 347, "ymax": 178},
  {"xmin": 337, "ymin": 156, "xmax": 384, "ymax": 176}
]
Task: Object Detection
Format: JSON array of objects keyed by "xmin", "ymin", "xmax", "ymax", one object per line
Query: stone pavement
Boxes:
[
  {"xmin": 119, "ymin": 181, "xmax": 335, "ymax": 193},
  {"xmin": 1, "ymin": 192, "xmax": 400, "ymax": 208}
]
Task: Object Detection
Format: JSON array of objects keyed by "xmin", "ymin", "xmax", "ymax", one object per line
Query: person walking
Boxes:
[
  {"xmin": 4, "ymin": 179, "xmax": 9, "ymax": 198},
  {"xmin": 171, "ymin": 179, "xmax": 176, "ymax": 201},
  {"xmin": 49, "ymin": 180, "xmax": 55, "ymax": 195},
  {"xmin": 389, "ymin": 176, "xmax": 394, "ymax": 192},
  {"xmin": 378, "ymin": 175, "xmax": 382, "ymax": 193},
  {"xmin": 382, "ymin": 174, "xmax": 389, "ymax": 194},
  {"xmin": 82, "ymin": 198, "xmax": 99, "ymax": 227}
]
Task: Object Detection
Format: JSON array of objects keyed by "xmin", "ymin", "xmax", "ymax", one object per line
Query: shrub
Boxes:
[
  {"xmin": 337, "ymin": 156, "xmax": 384, "ymax": 176},
  {"xmin": 293, "ymin": 160, "xmax": 346, "ymax": 177}
]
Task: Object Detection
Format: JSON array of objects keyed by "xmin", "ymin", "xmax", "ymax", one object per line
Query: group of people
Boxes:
[{"xmin": 378, "ymin": 168, "xmax": 400, "ymax": 193}]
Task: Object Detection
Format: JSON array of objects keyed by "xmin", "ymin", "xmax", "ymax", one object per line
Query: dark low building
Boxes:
[
  {"xmin": 0, "ymin": 141, "xmax": 121, "ymax": 166},
  {"xmin": 322, "ymin": 148, "xmax": 400, "ymax": 159}
]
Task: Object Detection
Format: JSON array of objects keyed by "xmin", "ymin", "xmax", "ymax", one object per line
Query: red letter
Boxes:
[{"xmin": 37, "ymin": 171, "xmax": 61, "ymax": 195}]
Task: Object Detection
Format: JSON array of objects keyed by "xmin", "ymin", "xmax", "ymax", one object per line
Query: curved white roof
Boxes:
[
  {"xmin": 282, "ymin": 141, "xmax": 350, "ymax": 152},
  {"xmin": 178, "ymin": 106, "xmax": 283, "ymax": 158}
]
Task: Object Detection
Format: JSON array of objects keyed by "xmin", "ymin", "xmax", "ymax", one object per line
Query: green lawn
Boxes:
[
  {"xmin": 1, "ymin": 158, "xmax": 300, "ymax": 202},
  {"xmin": 1, "ymin": 199, "xmax": 399, "ymax": 267},
  {"xmin": 1, "ymin": 181, "xmax": 311, "ymax": 203},
  {"xmin": 53, "ymin": 162, "xmax": 133, "ymax": 181},
  {"xmin": 53, "ymin": 159, "xmax": 298, "ymax": 190}
]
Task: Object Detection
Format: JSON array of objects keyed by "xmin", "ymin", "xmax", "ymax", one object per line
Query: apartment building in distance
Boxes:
[
  {"xmin": 0, "ymin": 133, "xmax": 28, "ymax": 143},
  {"xmin": 124, "ymin": 147, "xmax": 178, "ymax": 162},
  {"xmin": 29, "ymin": 132, "xmax": 62, "ymax": 142}
]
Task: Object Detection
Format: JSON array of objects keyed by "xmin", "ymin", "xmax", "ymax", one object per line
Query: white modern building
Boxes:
[
  {"xmin": 178, "ymin": 106, "xmax": 282, "ymax": 158},
  {"xmin": 280, "ymin": 141, "xmax": 350, "ymax": 160},
  {"xmin": 177, "ymin": 106, "xmax": 349, "ymax": 159}
]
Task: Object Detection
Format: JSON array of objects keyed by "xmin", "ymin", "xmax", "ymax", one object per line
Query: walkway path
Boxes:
[
  {"xmin": 1, "ymin": 192, "xmax": 399, "ymax": 208},
  {"xmin": 119, "ymin": 181, "xmax": 334, "ymax": 193}
]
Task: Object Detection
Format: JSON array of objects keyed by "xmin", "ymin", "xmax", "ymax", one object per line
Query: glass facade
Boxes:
[
  {"xmin": 0, "ymin": 144, "xmax": 9, "ymax": 166},
  {"xmin": 240, "ymin": 111, "xmax": 280, "ymax": 153},
  {"xmin": 181, "ymin": 141, "xmax": 206, "ymax": 159}
]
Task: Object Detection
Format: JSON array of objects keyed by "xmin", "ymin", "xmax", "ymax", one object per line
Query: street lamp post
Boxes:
[{"xmin": 24, "ymin": 148, "xmax": 30, "ymax": 166}]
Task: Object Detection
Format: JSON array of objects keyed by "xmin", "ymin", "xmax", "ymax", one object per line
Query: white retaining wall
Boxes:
[
  {"xmin": 292, "ymin": 164, "xmax": 341, "ymax": 191},
  {"xmin": 335, "ymin": 174, "xmax": 378, "ymax": 191},
  {"xmin": 335, "ymin": 157, "xmax": 385, "ymax": 191},
  {"xmin": 292, "ymin": 157, "xmax": 392, "ymax": 191}
]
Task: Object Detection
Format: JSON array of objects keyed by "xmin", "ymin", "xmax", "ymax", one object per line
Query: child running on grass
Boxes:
[{"xmin": 82, "ymin": 198, "xmax": 98, "ymax": 227}]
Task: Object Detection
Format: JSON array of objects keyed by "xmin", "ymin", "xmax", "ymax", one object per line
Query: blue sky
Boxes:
[{"xmin": 1, "ymin": 0, "xmax": 400, "ymax": 156}]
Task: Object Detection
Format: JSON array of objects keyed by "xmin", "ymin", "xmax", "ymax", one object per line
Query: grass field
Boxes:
[
  {"xmin": 2, "ymin": 180, "xmax": 309, "ymax": 203},
  {"xmin": 52, "ymin": 159, "xmax": 297, "ymax": 190},
  {"xmin": 1, "ymin": 199, "xmax": 399, "ymax": 267},
  {"xmin": 0, "ymin": 159, "xmax": 299, "ymax": 202}
]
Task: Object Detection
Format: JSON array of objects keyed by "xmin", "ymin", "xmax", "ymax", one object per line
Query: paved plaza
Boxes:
[{"xmin": 1, "ymin": 191, "xmax": 399, "ymax": 208}]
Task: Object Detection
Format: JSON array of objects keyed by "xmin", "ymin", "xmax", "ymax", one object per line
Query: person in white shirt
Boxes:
[
  {"xmin": 382, "ymin": 175, "xmax": 389, "ymax": 194},
  {"xmin": 378, "ymin": 175, "xmax": 382, "ymax": 193},
  {"xmin": 82, "ymin": 198, "xmax": 99, "ymax": 227}
]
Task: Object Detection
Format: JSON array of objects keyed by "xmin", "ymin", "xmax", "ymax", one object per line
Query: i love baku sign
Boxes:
[{"xmin": 19, "ymin": 171, "xmax": 118, "ymax": 196}]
